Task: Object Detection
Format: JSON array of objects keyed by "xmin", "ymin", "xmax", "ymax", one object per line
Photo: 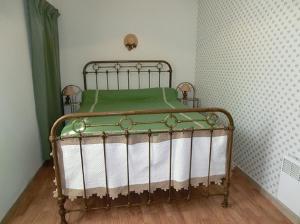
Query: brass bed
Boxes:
[{"xmin": 49, "ymin": 60, "xmax": 234, "ymax": 224}]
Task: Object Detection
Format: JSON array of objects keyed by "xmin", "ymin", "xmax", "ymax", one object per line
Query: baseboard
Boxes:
[
  {"xmin": 236, "ymin": 166, "xmax": 300, "ymax": 224},
  {"xmin": 0, "ymin": 160, "xmax": 51, "ymax": 224}
]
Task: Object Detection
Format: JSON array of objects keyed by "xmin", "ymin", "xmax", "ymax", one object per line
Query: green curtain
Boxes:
[{"xmin": 26, "ymin": 0, "xmax": 62, "ymax": 160}]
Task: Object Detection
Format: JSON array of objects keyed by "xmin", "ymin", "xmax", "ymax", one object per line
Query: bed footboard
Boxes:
[{"xmin": 49, "ymin": 108, "xmax": 234, "ymax": 224}]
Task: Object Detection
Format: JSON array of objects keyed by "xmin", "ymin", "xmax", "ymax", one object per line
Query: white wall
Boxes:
[
  {"xmin": 195, "ymin": 0, "xmax": 300, "ymax": 200},
  {"xmin": 0, "ymin": 0, "xmax": 43, "ymax": 220},
  {"xmin": 56, "ymin": 0, "xmax": 198, "ymax": 89},
  {"xmin": 47, "ymin": 0, "xmax": 61, "ymax": 9}
]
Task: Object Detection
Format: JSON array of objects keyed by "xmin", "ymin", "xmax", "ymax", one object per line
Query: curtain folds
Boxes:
[{"xmin": 26, "ymin": 0, "xmax": 62, "ymax": 160}]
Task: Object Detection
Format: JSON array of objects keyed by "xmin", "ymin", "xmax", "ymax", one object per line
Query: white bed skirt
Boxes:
[{"xmin": 55, "ymin": 131, "xmax": 228, "ymax": 200}]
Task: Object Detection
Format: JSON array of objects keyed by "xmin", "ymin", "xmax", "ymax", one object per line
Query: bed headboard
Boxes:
[{"xmin": 82, "ymin": 60, "xmax": 172, "ymax": 90}]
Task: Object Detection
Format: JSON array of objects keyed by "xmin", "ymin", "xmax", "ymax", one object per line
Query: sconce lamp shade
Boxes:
[
  {"xmin": 180, "ymin": 83, "xmax": 192, "ymax": 92},
  {"xmin": 62, "ymin": 85, "xmax": 81, "ymax": 96},
  {"xmin": 63, "ymin": 86, "xmax": 76, "ymax": 96},
  {"xmin": 124, "ymin": 34, "xmax": 138, "ymax": 51}
]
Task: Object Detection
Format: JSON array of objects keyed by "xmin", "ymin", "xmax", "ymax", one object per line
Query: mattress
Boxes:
[{"xmin": 56, "ymin": 88, "xmax": 228, "ymax": 199}]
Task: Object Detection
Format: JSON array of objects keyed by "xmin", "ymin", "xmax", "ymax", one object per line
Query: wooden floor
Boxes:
[{"xmin": 4, "ymin": 162, "xmax": 292, "ymax": 224}]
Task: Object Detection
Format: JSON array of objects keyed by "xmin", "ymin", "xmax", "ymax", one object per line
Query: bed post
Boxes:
[
  {"xmin": 58, "ymin": 196, "xmax": 67, "ymax": 224},
  {"xmin": 49, "ymin": 134, "xmax": 67, "ymax": 224},
  {"xmin": 222, "ymin": 127, "xmax": 234, "ymax": 208}
]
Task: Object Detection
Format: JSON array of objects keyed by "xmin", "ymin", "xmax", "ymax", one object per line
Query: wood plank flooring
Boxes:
[{"xmin": 3, "ymin": 162, "xmax": 293, "ymax": 224}]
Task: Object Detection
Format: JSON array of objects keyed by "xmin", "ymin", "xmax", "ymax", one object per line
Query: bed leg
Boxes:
[
  {"xmin": 222, "ymin": 193, "xmax": 229, "ymax": 208},
  {"xmin": 58, "ymin": 196, "xmax": 67, "ymax": 224}
]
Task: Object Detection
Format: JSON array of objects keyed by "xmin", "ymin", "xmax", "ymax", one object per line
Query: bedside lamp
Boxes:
[
  {"xmin": 180, "ymin": 83, "xmax": 192, "ymax": 100},
  {"xmin": 176, "ymin": 82, "xmax": 194, "ymax": 100},
  {"xmin": 176, "ymin": 82, "xmax": 198, "ymax": 108},
  {"xmin": 62, "ymin": 85, "xmax": 82, "ymax": 113},
  {"xmin": 62, "ymin": 85, "xmax": 77, "ymax": 105}
]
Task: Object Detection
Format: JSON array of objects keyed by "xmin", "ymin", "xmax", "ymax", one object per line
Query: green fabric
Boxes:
[
  {"xmin": 81, "ymin": 88, "xmax": 177, "ymax": 103},
  {"xmin": 61, "ymin": 88, "xmax": 210, "ymax": 136},
  {"xmin": 26, "ymin": 0, "xmax": 62, "ymax": 160}
]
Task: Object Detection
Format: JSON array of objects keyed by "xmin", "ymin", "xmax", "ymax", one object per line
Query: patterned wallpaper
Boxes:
[{"xmin": 195, "ymin": 0, "xmax": 300, "ymax": 197}]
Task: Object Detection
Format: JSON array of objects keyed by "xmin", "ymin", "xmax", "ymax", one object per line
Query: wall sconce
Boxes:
[{"xmin": 124, "ymin": 34, "xmax": 138, "ymax": 51}]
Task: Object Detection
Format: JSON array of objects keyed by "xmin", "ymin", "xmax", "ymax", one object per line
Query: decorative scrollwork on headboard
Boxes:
[{"xmin": 82, "ymin": 60, "xmax": 172, "ymax": 90}]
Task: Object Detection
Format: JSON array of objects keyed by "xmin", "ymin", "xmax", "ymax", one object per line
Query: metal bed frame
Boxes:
[{"xmin": 49, "ymin": 60, "xmax": 234, "ymax": 224}]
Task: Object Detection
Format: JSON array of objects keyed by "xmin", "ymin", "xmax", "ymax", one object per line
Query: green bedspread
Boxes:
[{"xmin": 61, "ymin": 88, "xmax": 211, "ymax": 136}]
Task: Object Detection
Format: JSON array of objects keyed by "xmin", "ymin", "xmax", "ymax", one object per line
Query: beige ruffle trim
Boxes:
[{"xmin": 53, "ymin": 175, "xmax": 224, "ymax": 200}]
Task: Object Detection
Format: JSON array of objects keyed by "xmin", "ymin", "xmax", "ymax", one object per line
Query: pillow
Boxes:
[{"xmin": 81, "ymin": 88, "xmax": 178, "ymax": 104}]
